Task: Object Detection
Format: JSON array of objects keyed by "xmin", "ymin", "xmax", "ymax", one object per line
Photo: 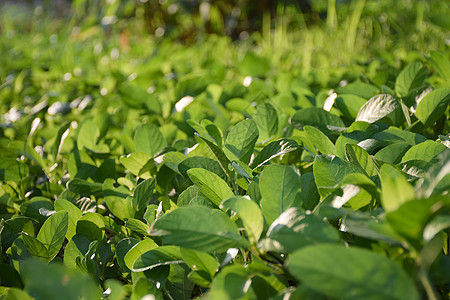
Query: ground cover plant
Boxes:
[{"xmin": 0, "ymin": 0, "xmax": 449, "ymax": 299}]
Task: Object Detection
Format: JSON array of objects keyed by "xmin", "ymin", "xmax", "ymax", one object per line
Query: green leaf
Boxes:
[
  {"xmin": 187, "ymin": 168, "xmax": 234, "ymax": 206},
  {"xmin": 335, "ymin": 94, "xmax": 367, "ymax": 119},
  {"xmin": 355, "ymin": 94, "xmax": 398, "ymax": 123},
  {"xmin": 21, "ymin": 258, "xmax": 102, "ymax": 300},
  {"xmin": 401, "ymin": 140, "xmax": 448, "ymax": 163},
  {"xmin": 64, "ymin": 235, "xmax": 90, "ymax": 270},
  {"xmin": 415, "ymin": 88, "xmax": 450, "ymax": 127},
  {"xmin": 163, "ymin": 151, "xmax": 186, "ymax": 174},
  {"xmin": 76, "ymin": 212, "xmax": 105, "ymax": 242},
  {"xmin": 120, "ymin": 152, "xmax": 154, "ymax": 179},
  {"xmin": 250, "ymin": 138, "xmax": 299, "ymax": 169},
  {"xmin": 380, "ymin": 164, "xmax": 415, "ymax": 212},
  {"xmin": 374, "ymin": 142, "xmax": 411, "ymax": 164},
  {"xmin": 103, "ymin": 178, "xmax": 134, "ymax": 220},
  {"xmin": 133, "ymin": 178, "xmax": 155, "ymax": 213},
  {"xmin": 54, "ymin": 199, "xmax": 82, "ymax": 240},
  {"xmin": 36, "ymin": 211, "xmax": 68, "ymax": 261},
  {"xmin": 150, "ymin": 206, "xmax": 248, "ymax": 253},
  {"xmin": 313, "ymin": 155, "xmax": 362, "ymax": 197},
  {"xmin": 195, "ymin": 133, "xmax": 234, "ymax": 179},
  {"xmin": 20, "ymin": 197, "xmax": 54, "ymax": 224},
  {"xmin": 180, "ymin": 248, "xmax": 219, "ymax": 287},
  {"xmin": 395, "ymin": 62, "xmax": 429, "ymax": 97},
  {"xmin": 115, "ymin": 238, "xmax": 140, "ymax": 272},
  {"xmin": 304, "ymin": 126, "xmax": 337, "ymax": 155},
  {"xmin": 263, "ymin": 208, "xmax": 340, "ymax": 253},
  {"xmin": 134, "ymin": 124, "xmax": 167, "ymax": 157},
  {"xmin": 21, "ymin": 233, "xmax": 49, "ymax": 261},
  {"xmin": 386, "ymin": 196, "xmax": 448, "ymax": 240},
  {"xmin": 221, "ymin": 196, "xmax": 264, "ymax": 243},
  {"xmin": 207, "ymin": 265, "xmax": 252, "ymax": 300},
  {"xmin": 119, "ymin": 83, "xmax": 160, "ymax": 112},
  {"xmin": 290, "ymin": 107, "xmax": 344, "ymax": 131},
  {"xmin": 223, "ymin": 119, "xmax": 258, "ymax": 164},
  {"xmin": 0, "ymin": 157, "xmax": 29, "ymax": 182},
  {"xmin": 178, "ymin": 156, "xmax": 227, "ymax": 180},
  {"xmin": 0, "ymin": 263, "xmax": 23, "ymax": 288},
  {"xmin": 426, "ymin": 51, "xmax": 450, "ymax": 84},
  {"xmin": 67, "ymin": 178, "xmax": 103, "ymax": 197},
  {"xmin": 124, "ymin": 239, "xmax": 159, "ymax": 271},
  {"xmin": 125, "ymin": 218, "xmax": 150, "ymax": 236},
  {"xmin": 253, "ymin": 103, "xmax": 278, "ymax": 142},
  {"xmin": 132, "ymin": 246, "xmax": 183, "ymax": 272},
  {"xmin": 345, "ymin": 144, "xmax": 377, "ymax": 177},
  {"xmin": 287, "ymin": 244, "xmax": 419, "ymax": 300},
  {"xmin": 259, "ymin": 164, "xmax": 301, "ymax": 224}
]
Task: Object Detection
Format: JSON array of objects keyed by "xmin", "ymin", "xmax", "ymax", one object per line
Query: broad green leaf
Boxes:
[
  {"xmin": 0, "ymin": 263, "xmax": 23, "ymax": 288},
  {"xmin": 259, "ymin": 165, "xmax": 301, "ymax": 224},
  {"xmin": 124, "ymin": 239, "xmax": 159, "ymax": 271},
  {"xmin": 115, "ymin": 238, "xmax": 140, "ymax": 272},
  {"xmin": 77, "ymin": 119, "xmax": 96, "ymax": 150},
  {"xmin": 103, "ymin": 178, "xmax": 134, "ymax": 220},
  {"xmin": 374, "ymin": 127, "xmax": 427, "ymax": 145},
  {"xmin": 221, "ymin": 197, "xmax": 264, "ymax": 243},
  {"xmin": 345, "ymin": 144, "xmax": 377, "ymax": 177},
  {"xmin": 287, "ymin": 244, "xmax": 419, "ymax": 300},
  {"xmin": 223, "ymin": 119, "xmax": 258, "ymax": 164},
  {"xmin": 150, "ymin": 206, "xmax": 248, "ymax": 252},
  {"xmin": 195, "ymin": 133, "xmax": 234, "ymax": 179},
  {"xmin": 188, "ymin": 120, "xmax": 220, "ymax": 146},
  {"xmin": 386, "ymin": 196, "xmax": 449, "ymax": 240},
  {"xmin": 120, "ymin": 152, "xmax": 154, "ymax": 179},
  {"xmin": 230, "ymin": 160, "xmax": 253, "ymax": 180},
  {"xmin": 374, "ymin": 142, "xmax": 411, "ymax": 164},
  {"xmin": 250, "ymin": 138, "xmax": 299, "ymax": 169},
  {"xmin": 63, "ymin": 235, "xmax": 90, "ymax": 270},
  {"xmin": 134, "ymin": 124, "xmax": 167, "ymax": 157},
  {"xmin": 163, "ymin": 151, "xmax": 186, "ymax": 174},
  {"xmin": 54, "ymin": 199, "xmax": 82, "ymax": 240},
  {"xmin": 207, "ymin": 265, "xmax": 252, "ymax": 300},
  {"xmin": 423, "ymin": 215, "xmax": 450, "ymax": 242},
  {"xmin": 21, "ymin": 258, "xmax": 102, "ymax": 300},
  {"xmin": 76, "ymin": 212, "xmax": 105, "ymax": 242},
  {"xmin": 401, "ymin": 140, "xmax": 447, "ymax": 163},
  {"xmin": 355, "ymin": 94, "xmax": 398, "ymax": 123},
  {"xmin": 132, "ymin": 246, "xmax": 183, "ymax": 272},
  {"xmin": 395, "ymin": 62, "xmax": 429, "ymax": 97},
  {"xmin": 313, "ymin": 155, "xmax": 362, "ymax": 197},
  {"xmin": 67, "ymin": 178, "xmax": 103, "ymax": 197},
  {"xmin": 380, "ymin": 165, "xmax": 415, "ymax": 212},
  {"xmin": 21, "ymin": 233, "xmax": 49, "ymax": 261},
  {"xmin": 299, "ymin": 172, "xmax": 320, "ymax": 210},
  {"xmin": 0, "ymin": 157, "xmax": 29, "ymax": 182},
  {"xmin": 426, "ymin": 51, "xmax": 450, "ymax": 84},
  {"xmin": 335, "ymin": 81, "xmax": 379, "ymax": 99},
  {"xmin": 304, "ymin": 126, "xmax": 337, "ymax": 155},
  {"xmin": 290, "ymin": 107, "xmax": 344, "ymax": 131},
  {"xmin": 178, "ymin": 156, "xmax": 227, "ymax": 180},
  {"xmin": 415, "ymin": 88, "xmax": 450, "ymax": 127},
  {"xmin": 335, "ymin": 94, "xmax": 367, "ymax": 119},
  {"xmin": 180, "ymin": 248, "xmax": 219, "ymax": 287},
  {"xmin": 253, "ymin": 103, "xmax": 278, "ymax": 142},
  {"xmin": 187, "ymin": 168, "xmax": 234, "ymax": 206},
  {"xmin": 335, "ymin": 122, "xmax": 386, "ymax": 158},
  {"xmin": 132, "ymin": 178, "xmax": 155, "ymax": 213},
  {"xmin": 36, "ymin": 211, "xmax": 68, "ymax": 261},
  {"xmin": 20, "ymin": 197, "xmax": 54, "ymax": 224},
  {"xmin": 125, "ymin": 218, "xmax": 150, "ymax": 236},
  {"xmin": 263, "ymin": 208, "xmax": 339, "ymax": 253}
]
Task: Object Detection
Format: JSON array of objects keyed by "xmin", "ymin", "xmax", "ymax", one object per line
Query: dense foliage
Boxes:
[{"xmin": 0, "ymin": 0, "xmax": 449, "ymax": 299}]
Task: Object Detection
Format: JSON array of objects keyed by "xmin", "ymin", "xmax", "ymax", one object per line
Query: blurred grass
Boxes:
[{"xmin": 0, "ymin": 0, "xmax": 448, "ymax": 97}]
